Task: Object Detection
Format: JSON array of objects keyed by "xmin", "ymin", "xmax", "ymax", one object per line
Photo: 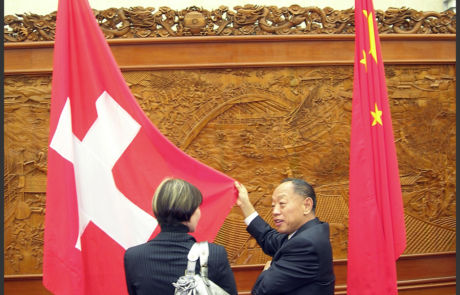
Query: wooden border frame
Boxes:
[
  {"xmin": 4, "ymin": 252, "xmax": 456, "ymax": 295},
  {"xmin": 3, "ymin": 30, "xmax": 456, "ymax": 295},
  {"xmin": 4, "ymin": 34, "xmax": 456, "ymax": 75}
]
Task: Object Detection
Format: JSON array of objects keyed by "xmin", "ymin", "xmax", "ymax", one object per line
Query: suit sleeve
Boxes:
[
  {"xmin": 252, "ymin": 237, "xmax": 320, "ymax": 295},
  {"xmin": 208, "ymin": 244, "xmax": 238, "ymax": 295},
  {"xmin": 247, "ymin": 215, "xmax": 287, "ymax": 256}
]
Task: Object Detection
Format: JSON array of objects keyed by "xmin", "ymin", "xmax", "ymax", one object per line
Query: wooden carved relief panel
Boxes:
[
  {"xmin": 4, "ymin": 64, "xmax": 456, "ymax": 275},
  {"xmin": 4, "ymin": 75, "xmax": 51, "ymax": 274},
  {"xmin": 4, "ymin": 6, "xmax": 456, "ymax": 42}
]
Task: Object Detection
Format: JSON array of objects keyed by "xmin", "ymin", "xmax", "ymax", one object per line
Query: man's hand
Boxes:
[{"xmin": 234, "ymin": 181, "xmax": 256, "ymax": 218}]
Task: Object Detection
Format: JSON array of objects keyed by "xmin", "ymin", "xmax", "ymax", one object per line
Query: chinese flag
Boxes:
[
  {"xmin": 42, "ymin": 0, "xmax": 236, "ymax": 294},
  {"xmin": 347, "ymin": 0, "xmax": 406, "ymax": 294}
]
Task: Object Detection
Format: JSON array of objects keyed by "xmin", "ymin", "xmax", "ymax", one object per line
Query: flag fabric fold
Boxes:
[
  {"xmin": 347, "ymin": 0, "xmax": 407, "ymax": 294},
  {"xmin": 43, "ymin": 0, "xmax": 237, "ymax": 294}
]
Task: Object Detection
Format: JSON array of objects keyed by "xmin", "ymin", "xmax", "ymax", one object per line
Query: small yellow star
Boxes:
[
  {"xmin": 360, "ymin": 49, "xmax": 367, "ymax": 72},
  {"xmin": 371, "ymin": 103, "xmax": 383, "ymax": 126}
]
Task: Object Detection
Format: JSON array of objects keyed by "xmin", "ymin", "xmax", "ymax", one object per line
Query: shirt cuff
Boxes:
[{"xmin": 244, "ymin": 211, "xmax": 259, "ymax": 226}]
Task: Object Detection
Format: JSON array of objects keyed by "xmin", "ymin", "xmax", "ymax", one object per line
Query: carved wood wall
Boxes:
[{"xmin": 3, "ymin": 5, "xmax": 456, "ymax": 294}]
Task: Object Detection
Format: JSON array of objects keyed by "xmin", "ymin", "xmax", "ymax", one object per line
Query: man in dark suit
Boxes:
[{"xmin": 235, "ymin": 178, "xmax": 335, "ymax": 295}]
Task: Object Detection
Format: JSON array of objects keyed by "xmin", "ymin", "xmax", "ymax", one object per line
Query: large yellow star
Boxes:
[{"xmin": 371, "ymin": 103, "xmax": 383, "ymax": 126}]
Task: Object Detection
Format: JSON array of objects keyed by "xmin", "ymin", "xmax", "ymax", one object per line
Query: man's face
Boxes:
[{"xmin": 271, "ymin": 182, "xmax": 309, "ymax": 234}]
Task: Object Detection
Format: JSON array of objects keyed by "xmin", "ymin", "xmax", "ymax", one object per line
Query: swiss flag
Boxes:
[{"xmin": 42, "ymin": 0, "xmax": 237, "ymax": 294}]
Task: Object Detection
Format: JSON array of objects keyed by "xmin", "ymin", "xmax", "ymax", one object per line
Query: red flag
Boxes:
[
  {"xmin": 347, "ymin": 0, "xmax": 406, "ymax": 294},
  {"xmin": 42, "ymin": 0, "xmax": 236, "ymax": 293}
]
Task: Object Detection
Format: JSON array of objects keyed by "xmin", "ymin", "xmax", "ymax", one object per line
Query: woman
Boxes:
[{"xmin": 124, "ymin": 178, "xmax": 237, "ymax": 295}]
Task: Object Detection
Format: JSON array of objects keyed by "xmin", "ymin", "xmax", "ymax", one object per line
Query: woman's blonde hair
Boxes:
[{"xmin": 152, "ymin": 178, "xmax": 203, "ymax": 226}]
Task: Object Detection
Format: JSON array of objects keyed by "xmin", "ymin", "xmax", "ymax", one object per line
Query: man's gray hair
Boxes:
[{"xmin": 281, "ymin": 178, "xmax": 317, "ymax": 212}]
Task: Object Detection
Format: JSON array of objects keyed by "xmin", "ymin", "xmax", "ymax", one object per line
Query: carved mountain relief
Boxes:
[{"xmin": 4, "ymin": 64, "xmax": 455, "ymax": 274}]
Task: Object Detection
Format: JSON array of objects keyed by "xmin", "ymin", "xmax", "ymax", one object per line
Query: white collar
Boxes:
[{"xmin": 288, "ymin": 230, "xmax": 297, "ymax": 240}]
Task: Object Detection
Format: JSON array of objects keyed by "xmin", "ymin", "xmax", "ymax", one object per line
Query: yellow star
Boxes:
[
  {"xmin": 360, "ymin": 49, "xmax": 367, "ymax": 72},
  {"xmin": 371, "ymin": 103, "xmax": 383, "ymax": 126},
  {"xmin": 363, "ymin": 10, "xmax": 378, "ymax": 64}
]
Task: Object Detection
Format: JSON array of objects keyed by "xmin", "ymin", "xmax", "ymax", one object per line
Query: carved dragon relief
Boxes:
[
  {"xmin": 4, "ymin": 6, "xmax": 456, "ymax": 42},
  {"xmin": 3, "ymin": 63, "xmax": 456, "ymax": 272}
]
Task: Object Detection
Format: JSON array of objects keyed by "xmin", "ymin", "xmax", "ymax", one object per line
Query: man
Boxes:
[{"xmin": 235, "ymin": 178, "xmax": 335, "ymax": 295}]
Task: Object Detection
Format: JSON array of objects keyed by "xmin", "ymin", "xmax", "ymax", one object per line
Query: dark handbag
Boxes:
[{"xmin": 173, "ymin": 242, "xmax": 229, "ymax": 295}]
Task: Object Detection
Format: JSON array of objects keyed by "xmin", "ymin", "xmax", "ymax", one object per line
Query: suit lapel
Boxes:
[
  {"xmin": 291, "ymin": 217, "xmax": 321, "ymax": 239},
  {"xmin": 273, "ymin": 218, "xmax": 321, "ymax": 260}
]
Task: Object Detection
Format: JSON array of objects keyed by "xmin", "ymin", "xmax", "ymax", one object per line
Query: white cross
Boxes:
[{"xmin": 50, "ymin": 91, "xmax": 157, "ymax": 250}]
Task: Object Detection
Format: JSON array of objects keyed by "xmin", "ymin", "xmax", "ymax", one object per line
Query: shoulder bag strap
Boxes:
[
  {"xmin": 185, "ymin": 242, "xmax": 200, "ymax": 276},
  {"xmin": 197, "ymin": 241, "xmax": 209, "ymax": 279}
]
